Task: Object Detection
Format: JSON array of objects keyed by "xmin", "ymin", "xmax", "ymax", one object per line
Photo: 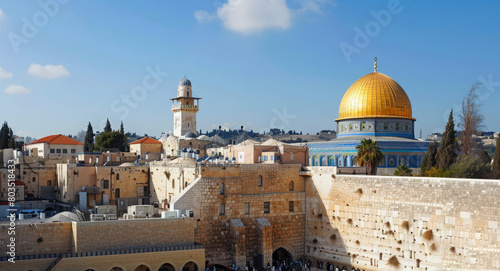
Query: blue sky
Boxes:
[{"xmin": 1, "ymin": 0, "xmax": 499, "ymax": 139}]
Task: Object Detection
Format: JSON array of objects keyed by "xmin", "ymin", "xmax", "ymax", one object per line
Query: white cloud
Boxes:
[
  {"xmin": 28, "ymin": 64, "xmax": 70, "ymax": 79},
  {"xmin": 196, "ymin": 0, "xmax": 292, "ymax": 35},
  {"xmin": 296, "ymin": 0, "xmax": 330, "ymax": 14},
  {"xmin": 4, "ymin": 84, "xmax": 31, "ymax": 94},
  {"xmin": 0, "ymin": 67, "xmax": 13, "ymax": 78},
  {"xmin": 194, "ymin": 10, "xmax": 217, "ymax": 23}
]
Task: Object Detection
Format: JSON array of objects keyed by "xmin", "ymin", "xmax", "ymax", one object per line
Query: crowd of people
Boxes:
[{"xmin": 207, "ymin": 259, "xmax": 366, "ymax": 271}]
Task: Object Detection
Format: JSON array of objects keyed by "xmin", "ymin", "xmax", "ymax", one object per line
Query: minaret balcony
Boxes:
[{"xmin": 172, "ymin": 104, "xmax": 199, "ymax": 110}]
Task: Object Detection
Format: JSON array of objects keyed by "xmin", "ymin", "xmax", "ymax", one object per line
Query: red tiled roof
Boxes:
[
  {"xmin": 29, "ymin": 134, "xmax": 84, "ymax": 145},
  {"xmin": 14, "ymin": 180, "xmax": 26, "ymax": 186},
  {"xmin": 130, "ymin": 137, "xmax": 161, "ymax": 145}
]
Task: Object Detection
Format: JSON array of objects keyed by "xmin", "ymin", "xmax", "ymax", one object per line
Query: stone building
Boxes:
[
  {"xmin": 173, "ymin": 164, "xmax": 306, "ymax": 269},
  {"xmin": 24, "ymin": 134, "xmax": 84, "ymax": 159},
  {"xmin": 129, "ymin": 137, "xmax": 162, "ymax": 157},
  {"xmin": 149, "ymin": 158, "xmax": 200, "ymax": 209},
  {"xmin": 56, "ymin": 163, "xmax": 149, "ymax": 213}
]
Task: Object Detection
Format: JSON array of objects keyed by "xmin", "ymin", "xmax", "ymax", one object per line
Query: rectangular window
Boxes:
[
  {"xmin": 291, "ymin": 154, "xmax": 294, "ymax": 160},
  {"xmin": 244, "ymin": 203, "xmax": 250, "ymax": 214},
  {"xmin": 103, "ymin": 180, "xmax": 109, "ymax": 189},
  {"xmin": 219, "ymin": 203, "xmax": 225, "ymax": 215},
  {"xmin": 56, "ymin": 149, "xmax": 61, "ymax": 153},
  {"xmin": 71, "ymin": 149, "xmax": 76, "ymax": 154},
  {"xmin": 63, "ymin": 149, "xmax": 68, "ymax": 154},
  {"xmin": 115, "ymin": 188, "xmax": 120, "ymax": 198},
  {"xmin": 50, "ymin": 149, "xmax": 55, "ymax": 154},
  {"xmin": 271, "ymin": 156, "xmax": 273, "ymax": 161},
  {"xmin": 264, "ymin": 202, "xmax": 270, "ymax": 214},
  {"xmin": 47, "ymin": 180, "xmax": 52, "ymax": 186},
  {"xmin": 289, "ymin": 201, "xmax": 294, "ymax": 212},
  {"xmin": 264, "ymin": 156, "xmax": 268, "ymax": 161}
]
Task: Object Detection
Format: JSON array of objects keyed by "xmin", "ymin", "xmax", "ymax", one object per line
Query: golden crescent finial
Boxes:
[{"xmin": 374, "ymin": 57, "xmax": 378, "ymax": 72}]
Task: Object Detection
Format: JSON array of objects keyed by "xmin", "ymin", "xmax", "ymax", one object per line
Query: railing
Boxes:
[
  {"xmin": 83, "ymin": 187, "xmax": 101, "ymax": 194},
  {"xmin": 172, "ymin": 104, "xmax": 199, "ymax": 110},
  {"xmin": 0, "ymin": 243, "xmax": 204, "ymax": 262}
]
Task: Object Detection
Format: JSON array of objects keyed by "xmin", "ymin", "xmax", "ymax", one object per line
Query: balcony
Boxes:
[
  {"xmin": 83, "ymin": 186, "xmax": 102, "ymax": 194},
  {"xmin": 172, "ymin": 104, "xmax": 199, "ymax": 110}
]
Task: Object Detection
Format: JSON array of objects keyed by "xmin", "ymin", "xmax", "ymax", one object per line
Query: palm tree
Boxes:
[
  {"xmin": 356, "ymin": 138, "xmax": 384, "ymax": 175},
  {"xmin": 394, "ymin": 165, "xmax": 413, "ymax": 176}
]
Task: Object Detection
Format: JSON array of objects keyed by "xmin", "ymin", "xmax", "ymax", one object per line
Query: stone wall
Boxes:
[
  {"xmin": 173, "ymin": 164, "xmax": 306, "ymax": 268},
  {"xmin": 72, "ymin": 218, "xmax": 196, "ymax": 253},
  {"xmin": 304, "ymin": 166, "xmax": 500, "ymax": 270},
  {"xmin": 0, "ymin": 218, "xmax": 196, "ymax": 256}
]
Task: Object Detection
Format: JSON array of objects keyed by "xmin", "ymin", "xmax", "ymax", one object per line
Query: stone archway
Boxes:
[
  {"xmin": 272, "ymin": 247, "xmax": 293, "ymax": 267},
  {"xmin": 135, "ymin": 264, "xmax": 151, "ymax": 271},
  {"xmin": 158, "ymin": 263, "xmax": 175, "ymax": 271},
  {"xmin": 182, "ymin": 261, "xmax": 198, "ymax": 271},
  {"xmin": 110, "ymin": 267, "xmax": 125, "ymax": 271}
]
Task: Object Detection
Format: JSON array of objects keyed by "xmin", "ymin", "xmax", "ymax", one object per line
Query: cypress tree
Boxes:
[
  {"xmin": 104, "ymin": 118, "xmax": 112, "ymax": 133},
  {"xmin": 420, "ymin": 141, "xmax": 437, "ymax": 172},
  {"xmin": 0, "ymin": 122, "xmax": 10, "ymax": 149},
  {"xmin": 436, "ymin": 110, "xmax": 458, "ymax": 170},
  {"xmin": 8, "ymin": 128, "xmax": 15, "ymax": 148},
  {"xmin": 84, "ymin": 122, "xmax": 94, "ymax": 152},
  {"xmin": 493, "ymin": 136, "xmax": 500, "ymax": 178},
  {"xmin": 119, "ymin": 121, "xmax": 127, "ymax": 152},
  {"xmin": 425, "ymin": 141, "xmax": 438, "ymax": 169}
]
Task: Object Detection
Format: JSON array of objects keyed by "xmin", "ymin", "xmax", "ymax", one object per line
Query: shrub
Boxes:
[
  {"xmin": 430, "ymin": 243, "xmax": 437, "ymax": 252},
  {"xmin": 387, "ymin": 256, "xmax": 400, "ymax": 268},
  {"xmin": 423, "ymin": 230, "xmax": 433, "ymax": 241},
  {"xmin": 401, "ymin": 221, "xmax": 410, "ymax": 231}
]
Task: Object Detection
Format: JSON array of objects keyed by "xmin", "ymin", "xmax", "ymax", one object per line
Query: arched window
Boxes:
[
  {"xmin": 289, "ymin": 181, "xmax": 294, "ymax": 191},
  {"xmin": 258, "ymin": 175, "xmax": 263, "ymax": 187},
  {"xmin": 220, "ymin": 182, "xmax": 225, "ymax": 195},
  {"xmin": 116, "ymin": 174, "xmax": 120, "ymax": 180}
]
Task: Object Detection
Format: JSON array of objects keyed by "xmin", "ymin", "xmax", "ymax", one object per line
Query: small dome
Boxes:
[
  {"xmin": 179, "ymin": 76, "xmax": 191, "ymax": 86},
  {"xmin": 183, "ymin": 131, "xmax": 196, "ymax": 138}
]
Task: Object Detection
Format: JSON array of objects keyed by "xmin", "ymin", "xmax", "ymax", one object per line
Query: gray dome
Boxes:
[
  {"xmin": 179, "ymin": 76, "xmax": 191, "ymax": 86},
  {"xmin": 183, "ymin": 131, "xmax": 196, "ymax": 138}
]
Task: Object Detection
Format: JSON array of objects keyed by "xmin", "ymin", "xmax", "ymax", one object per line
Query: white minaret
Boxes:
[{"xmin": 171, "ymin": 77, "xmax": 201, "ymax": 137}]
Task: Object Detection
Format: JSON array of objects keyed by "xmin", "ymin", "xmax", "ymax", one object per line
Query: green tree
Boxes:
[
  {"xmin": 493, "ymin": 136, "xmax": 500, "ymax": 178},
  {"xmin": 421, "ymin": 141, "xmax": 438, "ymax": 173},
  {"xmin": 119, "ymin": 121, "xmax": 128, "ymax": 152},
  {"xmin": 0, "ymin": 122, "xmax": 10, "ymax": 149},
  {"xmin": 104, "ymin": 118, "xmax": 112, "ymax": 133},
  {"xmin": 449, "ymin": 154, "xmax": 492, "ymax": 179},
  {"xmin": 356, "ymin": 138, "xmax": 384, "ymax": 175},
  {"xmin": 8, "ymin": 128, "xmax": 15, "ymax": 148},
  {"xmin": 394, "ymin": 165, "xmax": 413, "ymax": 176},
  {"xmin": 84, "ymin": 122, "xmax": 94, "ymax": 152},
  {"xmin": 94, "ymin": 131, "xmax": 126, "ymax": 151},
  {"xmin": 436, "ymin": 110, "xmax": 458, "ymax": 170}
]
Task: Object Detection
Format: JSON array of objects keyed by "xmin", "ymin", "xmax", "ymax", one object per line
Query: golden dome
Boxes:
[{"xmin": 336, "ymin": 71, "xmax": 414, "ymax": 121}]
